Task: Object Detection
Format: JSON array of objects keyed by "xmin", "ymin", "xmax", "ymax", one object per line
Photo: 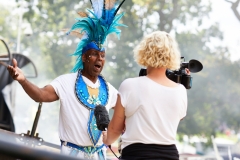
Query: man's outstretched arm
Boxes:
[{"xmin": 7, "ymin": 58, "xmax": 59, "ymax": 102}]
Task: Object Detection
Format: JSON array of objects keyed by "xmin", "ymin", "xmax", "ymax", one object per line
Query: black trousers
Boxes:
[{"xmin": 120, "ymin": 143, "xmax": 179, "ymax": 160}]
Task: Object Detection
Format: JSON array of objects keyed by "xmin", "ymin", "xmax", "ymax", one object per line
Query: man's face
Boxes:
[{"xmin": 82, "ymin": 49, "xmax": 106, "ymax": 77}]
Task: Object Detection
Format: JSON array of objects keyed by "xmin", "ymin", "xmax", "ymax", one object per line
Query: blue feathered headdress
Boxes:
[{"xmin": 65, "ymin": 0, "xmax": 127, "ymax": 72}]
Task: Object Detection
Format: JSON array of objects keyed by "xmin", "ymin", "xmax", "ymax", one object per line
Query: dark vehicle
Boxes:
[
  {"xmin": 0, "ymin": 38, "xmax": 80, "ymax": 159},
  {"xmin": 0, "ymin": 37, "xmax": 37, "ymax": 132}
]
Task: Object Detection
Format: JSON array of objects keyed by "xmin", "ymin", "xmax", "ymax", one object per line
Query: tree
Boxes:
[
  {"xmin": 21, "ymin": 0, "xmax": 89, "ymax": 79},
  {"xmin": 103, "ymin": 0, "xmax": 212, "ymax": 87},
  {"xmin": 225, "ymin": 0, "xmax": 240, "ymax": 21},
  {"xmin": 126, "ymin": 0, "xmax": 240, "ymax": 137},
  {"xmin": 3, "ymin": 0, "xmax": 240, "ymax": 141},
  {"xmin": 26, "ymin": 0, "xmax": 240, "ymax": 137}
]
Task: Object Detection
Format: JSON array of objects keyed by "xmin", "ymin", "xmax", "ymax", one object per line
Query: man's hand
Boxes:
[
  {"xmin": 7, "ymin": 58, "xmax": 26, "ymax": 83},
  {"xmin": 102, "ymin": 131, "xmax": 107, "ymax": 144}
]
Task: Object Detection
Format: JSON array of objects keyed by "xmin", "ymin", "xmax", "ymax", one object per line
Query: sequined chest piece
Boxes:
[{"xmin": 75, "ymin": 71, "xmax": 109, "ymax": 146}]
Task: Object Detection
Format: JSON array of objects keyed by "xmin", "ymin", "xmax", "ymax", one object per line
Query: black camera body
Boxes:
[{"xmin": 139, "ymin": 57, "xmax": 203, "ymax": 89}]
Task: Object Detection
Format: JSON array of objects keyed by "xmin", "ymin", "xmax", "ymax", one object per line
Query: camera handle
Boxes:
[{"xmin": 181, "ymin": 75, "xmax": 192, "ymax": 89}]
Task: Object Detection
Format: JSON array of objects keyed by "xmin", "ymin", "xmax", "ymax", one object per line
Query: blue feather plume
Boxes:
[{"xmin": 66, "ymin": 0, "xmax": 127, "ymax": 72}]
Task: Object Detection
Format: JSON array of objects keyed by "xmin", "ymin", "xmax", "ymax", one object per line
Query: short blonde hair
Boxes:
[{"xmin": 134, "ymin": 31, "xmax": 181, "ymax": 70}]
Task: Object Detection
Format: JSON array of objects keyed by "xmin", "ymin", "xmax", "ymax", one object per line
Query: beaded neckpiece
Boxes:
[{"xmin": 75, "ymin": 70, "xmax": 109, "ymax": 146}]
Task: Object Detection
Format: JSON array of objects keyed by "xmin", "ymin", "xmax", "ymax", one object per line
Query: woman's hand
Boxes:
[{"xmin": 185, "ymin": 68, "xmax": 191, "ymax": 75}]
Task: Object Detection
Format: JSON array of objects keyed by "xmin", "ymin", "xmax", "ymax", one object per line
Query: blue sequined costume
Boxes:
[{"xmin": 60, "ymin": 1, "xmax": 126, "ymax": 159}]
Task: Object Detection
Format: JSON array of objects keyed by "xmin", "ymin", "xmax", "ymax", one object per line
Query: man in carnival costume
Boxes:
[{"xmin": 7, "ymin": 0, "xmax": 126, "ymax": 159}]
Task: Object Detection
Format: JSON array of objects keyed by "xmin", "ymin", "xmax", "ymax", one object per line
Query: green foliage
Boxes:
[
  {"xmin": 2, "ymin": 0, "xmax": 240, "ymax": 139},
  {"xmin": 20, "ymin": 0, "xmax": 89, "ymax": 78}
]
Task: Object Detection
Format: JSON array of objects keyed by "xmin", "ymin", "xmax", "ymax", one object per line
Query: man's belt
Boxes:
[{"xmin": 61, "ymin": 140, "xmax": 105, "ymax": 160}]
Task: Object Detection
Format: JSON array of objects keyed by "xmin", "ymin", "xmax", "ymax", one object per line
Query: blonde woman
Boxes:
[{"xmin": 103, "ymin": 31, "xmax": 188, "ymax": 160}]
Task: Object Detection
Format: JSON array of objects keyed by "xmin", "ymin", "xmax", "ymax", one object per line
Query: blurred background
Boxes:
[{"xmin": 0, "ymin": 0, "xmax": 240, "ymax": 159}]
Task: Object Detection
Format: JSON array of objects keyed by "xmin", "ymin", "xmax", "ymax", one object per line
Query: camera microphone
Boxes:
[{"xmin": 94, "ymin": 105, "xmax": 110, "ymax": 131}]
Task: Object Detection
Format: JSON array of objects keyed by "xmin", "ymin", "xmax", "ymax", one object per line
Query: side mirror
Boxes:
[
  {"xmin": 0, "ymin": 38, "xmax": 11, "ymax": 62},
  {"xmin": 0, "ymin": 38, "xmax": 37, "ymax": 78}
]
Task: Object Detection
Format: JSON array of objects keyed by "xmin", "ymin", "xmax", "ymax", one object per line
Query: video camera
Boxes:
[{"xmin": 139, "ymin": 57, "xmax": 203, "ymax": 89}]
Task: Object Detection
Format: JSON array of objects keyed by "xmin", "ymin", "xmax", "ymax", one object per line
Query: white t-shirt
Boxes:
[
  {"xmin": 119, "ymin": 76, "xmax": 187, "ymax": 149},
  {"xmin": 50, "ymin": 73, "xmax": 118, "ymax": 146}
]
